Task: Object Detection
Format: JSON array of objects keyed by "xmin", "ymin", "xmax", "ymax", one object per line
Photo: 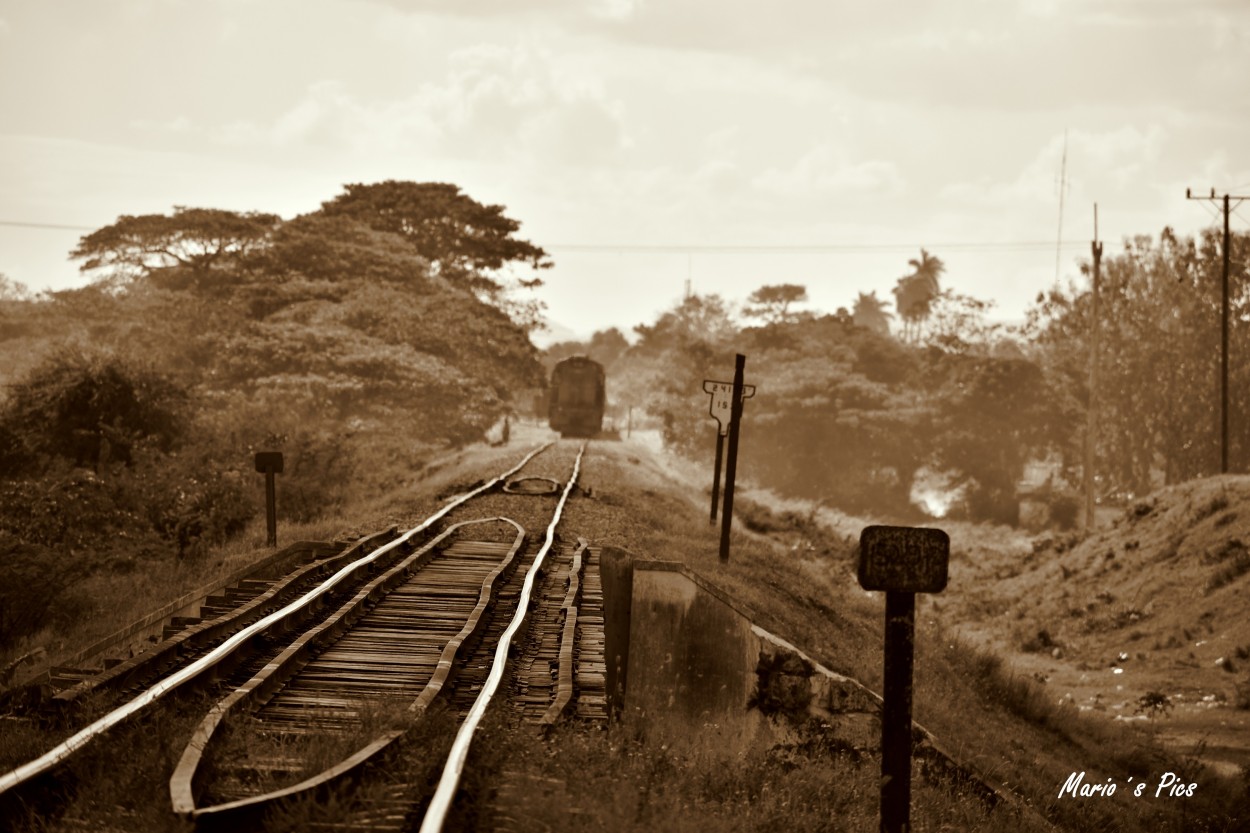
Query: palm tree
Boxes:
[
  {"xmin": 852, "ymin": 291, "xmax": 893, "ymax": 336},
  {"xmin": 891, "ymin": 248, "xmax": 945, "ymax": 342}
]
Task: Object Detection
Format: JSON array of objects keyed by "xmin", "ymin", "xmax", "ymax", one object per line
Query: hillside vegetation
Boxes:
[
  {"xmin": 550, "ymin": 225, "xmax": 1250, "ymax": 529},
  {"xmin": 0, "ymin": 182, "xmax": 548, "ymax": 661}
]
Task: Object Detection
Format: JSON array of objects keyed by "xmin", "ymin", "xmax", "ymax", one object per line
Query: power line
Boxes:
[
  {"xmin": 0, "ymin": 220, "xmax": 94, "ymax": 231},
  {"xmin": 546, "ymin": 241, "xmax": 1090, "ymax": 254},
  {"xmin": 0, "ymin": 218, "xmax": 1154, "ymax": 255}
]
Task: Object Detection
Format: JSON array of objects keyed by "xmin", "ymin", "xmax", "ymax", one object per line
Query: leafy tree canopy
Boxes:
[
  {"xmin": 744, "ymin": 283, "xmax": 808, "ymax": 325},
  {"xmin": 632, "ymin": 293, "xmax": 736, "ymax": 354},
  {"xmin": 70, "ymin": 206, "xmax": 281, "ymax": 285},
  {"xmin": 316, "ymin": 181, "xmax": 551, "ymax": 296},
  {"xmin": 1, "ymin": 349, "xmax": 187, "ymax": 472},
  {"xmin": 544, "ymin": 327, "xmax": 631, "ymax": 372},
  {"xmin": 255, "ymin": 213, "xmax": 432, "ymax": 288},
  {"xmin": 852, "ymin": 291, "xmax": 892, "ymax": 336},
  {"xmin": 892, "ymin": 248, "xmax": 945, "ymax": 342}
]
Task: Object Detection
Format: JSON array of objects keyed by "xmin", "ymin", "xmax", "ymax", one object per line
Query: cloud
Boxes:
[
  {"xmin": 129, "ymin": 115, "xmax": 193, "ymax": 134},
  {"xmin": 942, "ymin": 125, "xmax": 1165, "ymax": 208},
  {"xmin": 589, "ymin": 0, "xmax": 644, "ymax": 21},
  {"xmin": 210, "ymin": 41, "xmax": 630, "ymax": 167},
  {"xmin": 358, "ymin": 0, "xmax": 577, "ymax": 16},
  {"xmin": 754, "ymin": 144, "xmax": 904, "ymax": 197}
]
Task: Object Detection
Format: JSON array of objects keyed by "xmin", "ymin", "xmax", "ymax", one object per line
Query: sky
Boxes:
[{"xmin": 2, "ymin": 0, "xmax": 1248, "ymax": 344}]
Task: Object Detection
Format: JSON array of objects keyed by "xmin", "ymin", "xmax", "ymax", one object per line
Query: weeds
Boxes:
[{"xmin": 1206, "ymin": 547, "xmax": 1250, "ymax": 593}]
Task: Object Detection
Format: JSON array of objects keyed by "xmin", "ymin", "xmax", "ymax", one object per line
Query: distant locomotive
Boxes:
[{"xmin": 548, "ymin": 355, "xmax": 605, "ymax": 438}]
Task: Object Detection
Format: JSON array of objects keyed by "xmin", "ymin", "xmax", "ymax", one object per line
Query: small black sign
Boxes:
[
  {"xmin": 858, "ymin": 525, "xmax": 949, "ymax": 593},
  {"xmin": 254, "ymin": 451, "xmax": 284, "ymax": 474}
]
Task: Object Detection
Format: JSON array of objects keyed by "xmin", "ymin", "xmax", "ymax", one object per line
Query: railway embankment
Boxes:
[
  {"xmin": 484, "ymin": 432, "xmax": 1248, "ymax": 832},
  {"xmin": 3, "ymin": 428, "xmax": 1248, "ymax": 831}
]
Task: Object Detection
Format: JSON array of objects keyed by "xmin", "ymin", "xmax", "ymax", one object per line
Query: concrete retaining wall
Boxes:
[{"xmin": 600, "ymin": 547, "xmax": 1014, "ymax": 813}]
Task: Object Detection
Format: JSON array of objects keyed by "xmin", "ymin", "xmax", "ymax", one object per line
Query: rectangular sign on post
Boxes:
[
  {"xmin": 254, "ymin": 451, "xmax": 284, "ymax": 474},
  {"xmin": 858, "ymin": 526, "xmax": 949, "ymax": 593},
  {"xmin": 254, "ymin": 452, "xmax": 284, "ymax": 548},
  {"xmin": 858, "ymin": 525, "xmax": 950, "ymax": 833}
]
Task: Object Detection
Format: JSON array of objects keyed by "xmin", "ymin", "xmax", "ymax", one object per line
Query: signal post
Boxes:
[{"xmin": 858, "ymin": 525, "xmax": 950, "ymax": 833}]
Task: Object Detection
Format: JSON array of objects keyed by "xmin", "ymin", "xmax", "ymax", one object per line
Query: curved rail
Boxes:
[
  {"xmin": 419, "ymin": 441, "xmax": 587, "ymax": 833},
  {"xmin": 540, "ymin": 537, "xmax": 588, "ymax": 727},
  {"xmin": 54, "ymin": 529, "xmax": 397, "ymax": 706},
  {"xmin": 0, "ymin": 443, "xmax": 552, "ymax": 798},
  {"xmin": 175, "ymin": 517, "xmax": 527, "ymax": 819}
]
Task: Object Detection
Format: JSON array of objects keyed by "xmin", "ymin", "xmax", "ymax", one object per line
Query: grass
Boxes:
[
  {"xmin": 544, "ymin": 439, "xmax": 1250, "ymax": 833},
  {"xmin": 8, "ymin": 432, "xmax": 1250, "ymax": 831},
  {"xmin": 209, "ymin": 695, "xmax": 420, "ymax": 796},
  {"xmin": 0, "ymin": 436, "xmax": 550, "ymax": 686}
]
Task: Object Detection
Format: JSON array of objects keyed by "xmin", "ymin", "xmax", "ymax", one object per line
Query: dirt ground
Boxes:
[{"xmin": 926, "ymin": 475, "xmax": 1250, "ymax": 778}]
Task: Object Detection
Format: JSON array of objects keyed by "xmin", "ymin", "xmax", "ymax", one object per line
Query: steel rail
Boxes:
[
  {"xmin": 540, "ymin": 537, "xmax": 588, "ymax": 727},
  {"xmin": 177, "ymin": 517, "xmax": 527, "ymax": 820},
  {"xmin": 419, "ymin": 441, "xmax": 587, "ymax": 833},
  {"xmin": 0, "ymin": 442, "xmax": 552, "ymax": 798},
  {"xmin": 54, "ymin": 529, "xmax": 396, "ymax": 706}
]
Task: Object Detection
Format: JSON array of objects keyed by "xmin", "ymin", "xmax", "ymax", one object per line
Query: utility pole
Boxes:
[
  {"xmin": 1084, "ymin": 204, "xmax": 1102, "ymax": 533},
  {"xmin": 1187, "ymin": 187, "xmax": 1249, "ymax": 474}
]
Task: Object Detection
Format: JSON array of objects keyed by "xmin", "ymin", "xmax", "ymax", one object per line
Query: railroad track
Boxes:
[
  {"xmin": 0, "ymin": 442, "xmax": 559, "ymax": 826},
  {"xmin": 173, "ymin": 441, "xmax": 591, "ymax": 832}
]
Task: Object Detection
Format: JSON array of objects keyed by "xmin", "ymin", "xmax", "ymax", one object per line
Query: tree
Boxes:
[
  {"xmin": 70, "ymin": 207, "xmax": 281, "ymax": 286},
  {"xmin": 316, "ymin": 181, "xmax": 551, "ymax": 296},
  {"xmin": 852, "ymin": 291, "xmax": 892, "ymax": 336},
  {"xmin": 929, "ymin": 354, "xmax": 1069, "ymax": 523},
  {"xmin": 544, "ymin": 328, "xmax": 631, "ymax": 371},
  {"xmin": 892, "ymin": 248, "xmax": 945, "ymax": 342},
  {"xmin": 633, "ymin": 293, "xmax": 737, "ymax": 353},
  {"xmin": 1028, "ymin": 226, "xmax": 1250, "ymax": 497},
  {"xmin": 744, "ymin": 283, "xmax": 808, "ymax": 325},
  {"xmin": 0, "ymin": 273, "xmax": 31, "ymax": 301},
  {"xmin": 1, "ymin": 349, "xmax": 186, "ymax": 472},
  {"xmin": 922, "ymin": 289, "xmax": 1001, "ymax": 355},
  {"xmin": 253, "ymin": 213, "xmax": 432, "ymax": 290}
]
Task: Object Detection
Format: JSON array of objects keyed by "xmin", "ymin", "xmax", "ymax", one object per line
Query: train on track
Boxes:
[{"xmin": 548, "ymin": 355, "xmax": 605, "ymax": 438}]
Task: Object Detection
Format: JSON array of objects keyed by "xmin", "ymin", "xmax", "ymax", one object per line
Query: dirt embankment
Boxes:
[{"xmin": 932, "ymin": 475, "xmax": 1250, "ymax": 776}]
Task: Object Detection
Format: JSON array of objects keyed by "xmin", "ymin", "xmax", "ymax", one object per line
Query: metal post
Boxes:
[
  {"xmin": 881, "ymin": 591, "xmax": 916, "ymax": 833},
  {"xmin": 710, "ymin": 432, "xmax": 725, "ymax": 524},
  {"xmin": 264, "ymin": 470, "xmax": 277, "ymax": 548},
  {"xmin": 718, "ymin": 354, "xmax": 746, "ymax": 563}
]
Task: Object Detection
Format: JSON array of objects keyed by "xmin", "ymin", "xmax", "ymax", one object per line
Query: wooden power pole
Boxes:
[
  {"xmin": 1187, "ymin": 188, "xmax": 1249, "ymax": 474},
  {"xmin": 1084, "ymin": 205, "xmax": 1102, "ymax": 532}
]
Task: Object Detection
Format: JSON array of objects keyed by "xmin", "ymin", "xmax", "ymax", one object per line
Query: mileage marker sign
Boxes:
[
  {"xmin": 858, "ymin": 525, "xmax": 950, "ymax": 833},
  {"xmin": 702, "ymin": 377, "xmax": 756, "ymax": 525}
]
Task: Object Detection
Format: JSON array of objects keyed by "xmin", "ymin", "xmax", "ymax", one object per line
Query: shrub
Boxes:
[
  {"xmin": 0, "ymin": 469, "xmax": 138, "ymax": 549},
  {"xmin": 0, "ymin": 533, "xmax": 86, "ymax": 651},
  {"xmin": 117, "ymin": 457, "xmax": 254, "ymax": 558},
  {"xmin": 0, "ymin": 348, "xmax": 186, "ymax": 472}
]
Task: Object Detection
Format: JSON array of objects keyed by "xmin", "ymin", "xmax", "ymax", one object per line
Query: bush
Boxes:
[
  {"xmin": 0, "ymin": 469, "xmax": 139, "ymax": 549},
  {"xmin": 0, "ymin": 533, "xmax": 88, "ymax": 651},
  {"xmin": 116, "ymin": 456, "xmax": 255, "ymax": 558},
  {"xmin": 0, "ymin": 348, "xmax": 186, "ymax": 472}
]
